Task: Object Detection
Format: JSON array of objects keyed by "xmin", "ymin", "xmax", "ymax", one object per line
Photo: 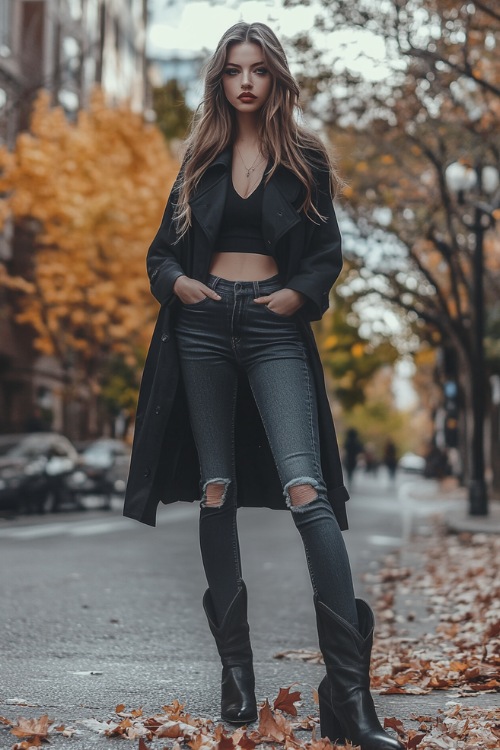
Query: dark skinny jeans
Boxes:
[{"xmin": 174, "ymin": 275, "xmax": 358, "ymax": 630}]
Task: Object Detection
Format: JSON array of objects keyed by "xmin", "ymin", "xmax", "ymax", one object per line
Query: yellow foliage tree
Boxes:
[{"xmin": 0, "ymin": 89, "xmax": 178, "ymax": 428}]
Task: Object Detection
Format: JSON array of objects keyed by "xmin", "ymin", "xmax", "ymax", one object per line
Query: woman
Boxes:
[{"xmin": 124, "ymin": 22, "xmax": 403, "ymax": 750}]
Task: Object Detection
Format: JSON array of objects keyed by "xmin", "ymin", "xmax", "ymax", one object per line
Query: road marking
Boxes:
[
  {"xmin": 368, "ymin": 534, "xmax": 402, "ymax": 546},
  {"xmin": 0, "ymin": 505, "xmax": 198, "ymax": 540},
  {"xmin": 0, "ymin": 523, "xmax": 68, "ymax": 539}
]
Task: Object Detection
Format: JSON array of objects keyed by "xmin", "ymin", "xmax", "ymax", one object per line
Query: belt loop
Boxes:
[
  {"xmin": 210, "ymin": 275, "xmax": 221, "ymax": 291},
  {"xmin": 253, "ymin": 280, "xmax": 259, "ymax": 297}
]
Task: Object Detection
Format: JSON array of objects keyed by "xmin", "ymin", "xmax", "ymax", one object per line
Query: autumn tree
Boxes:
[
  {"xmin": 152, "ymin": 79, "xmax": 193, "ymax": 142},
  {"xmin": 286, "ymin": 0, "xmax": 500, "ymax": 486},
  {"xmin": 0, "ymin": 89, "xmax": 179, "ymax": 436},
  {"xmin": 314, "ymin": 262, "xmax": 399, "ymax": 411}
]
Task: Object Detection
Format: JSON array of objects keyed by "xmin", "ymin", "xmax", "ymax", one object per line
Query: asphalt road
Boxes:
[{"xmin": 0, "ymin": 471, "xmax": 496, "ymax": 748}]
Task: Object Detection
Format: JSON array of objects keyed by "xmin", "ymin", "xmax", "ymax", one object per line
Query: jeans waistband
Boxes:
[{"xmin": 207, "ymin": 274, "xmax": 282, "ymax": 297}]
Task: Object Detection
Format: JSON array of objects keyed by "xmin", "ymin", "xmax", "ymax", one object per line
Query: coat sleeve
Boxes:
[
  {"xmin": 146, "ymin": 173, "xmax": 187, "ymax": 307},
  {"xmin": 284, "ymin": 161, "xmax": 343, "ymax": 321}
]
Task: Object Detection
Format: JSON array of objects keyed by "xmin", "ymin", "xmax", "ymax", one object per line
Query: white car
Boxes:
[{"xmin": 397, "ymin": 452, "xmax": 426, "ymax": 474}]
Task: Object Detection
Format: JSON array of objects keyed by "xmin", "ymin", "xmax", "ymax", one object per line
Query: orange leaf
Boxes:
[
  {"xmin": 273, "ymin": 686, "xmax": 301, "ymax": 717},
  {"xmin": 10, "ymin": 715, "xmax": 50, "ymax": 739},
  {"xmin": 236, "ymin": 733, "xmax": 257, "ymax": 749},
  {"xmin": 383, "ymin": 717, "xmax": 405, "ymax": 737},
  {"xmin": 257, "ymin": 700, "xmax": 286, "ymax": 742},
  {"xmin": 407, "ymin": 732, "xmax": 426, "ymax": 748},
  {"xmin": 187, "ymin": 733, "xmax": 206, "ymax": 750},
  {"xmin": 156, "ymin": 722, "xmax": 184, "ymax": 738},
  {"xmin": 449, "ymin": 662, "xmax": 468, "ymax": 673},
  {"xmin": 215, "ymin": 731, "xmax": 236, "ymax": 750},
  {"xmin": 162, "ymin": 700, "xmax": 186, "ymax": 720}
]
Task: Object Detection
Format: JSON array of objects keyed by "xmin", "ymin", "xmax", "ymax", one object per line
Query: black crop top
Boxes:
[{"xmin": 216, "ymin": 174, "xmax": 270, "ymax": 255}]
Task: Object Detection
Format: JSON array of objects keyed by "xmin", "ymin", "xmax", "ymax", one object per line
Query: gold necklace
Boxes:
[{"xmin": 236, "ymin": 145, "xmax": 264, "ymax": 178}]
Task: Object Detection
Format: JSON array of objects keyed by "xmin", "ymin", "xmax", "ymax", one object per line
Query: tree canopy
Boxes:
[{"xmin": 0, "ymin": 89, "xmax": 179, "ymax": 427}]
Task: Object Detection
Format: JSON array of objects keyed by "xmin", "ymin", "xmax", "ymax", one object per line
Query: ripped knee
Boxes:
[
  {"xmin": 284, "ymin": 477, "xmax": 319, "ymax": 512},
  {"xmin": 201, "ymin": 478, "xmax": 231, "ymax": 508}
]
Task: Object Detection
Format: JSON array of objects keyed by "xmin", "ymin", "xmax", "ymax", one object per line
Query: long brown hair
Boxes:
[{"xmin": 174, "ymin": 22, "xmax": 342, "ymax": 237}]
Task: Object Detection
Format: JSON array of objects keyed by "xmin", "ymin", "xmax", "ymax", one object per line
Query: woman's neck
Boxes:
[{"xmin": 234, "ymin": 113, "xmax": 260, "ymax": 147}]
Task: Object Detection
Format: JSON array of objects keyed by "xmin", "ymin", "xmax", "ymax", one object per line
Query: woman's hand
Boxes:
[
  {"xmin": 253, "ymin": 288, "xmax": 305, "ymax": 316},
  {"xmin": 173, "ymin": 275, "xmax": 222, "ymax": 304}
]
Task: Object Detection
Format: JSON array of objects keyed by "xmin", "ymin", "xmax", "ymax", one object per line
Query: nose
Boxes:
[{"xmin": 241, "ymin": 70, "xmax": 252, "ymax": 88}]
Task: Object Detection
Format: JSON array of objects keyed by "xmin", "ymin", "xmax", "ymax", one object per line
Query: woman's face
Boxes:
[{"xmin": 222, "ymin": 42, "xmax": 273, "ymax": 114}]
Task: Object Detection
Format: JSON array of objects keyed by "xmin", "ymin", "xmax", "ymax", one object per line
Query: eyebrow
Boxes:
[{"xmin": 224, "ymin": 61, "xmax": 266, "ymax": 68}]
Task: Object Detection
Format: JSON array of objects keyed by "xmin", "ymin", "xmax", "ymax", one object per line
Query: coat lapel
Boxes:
[
  {"xmin": 262, "ymin": 167, "xmax": 302, "ymax": 247},
  {"xmin": 189, "ymin": 148, "xmax": 302, "ymax": 251}
]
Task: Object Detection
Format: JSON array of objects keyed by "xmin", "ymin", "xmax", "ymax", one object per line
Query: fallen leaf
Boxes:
[
  {"xmin": 383, "ymin": 717, "xmax": 405, "ymax": 737},
  {"xmin": 156, "ymin": 722, "xmax": 185, "ymax": 739},
  {"xmin": 407, "ymin": 732, "xmax": 426, "ymax": 749},
  {"xmin": 10, "ymin": 715, "xmax": 50, "ymax": 740},
  {"xmin": 257, "ymin": 700, "xmax": 287, "ymax": 742},
  {"xmin": 273, "ymin": 686, "xmax": 302, "ymax": 717},
  {"xmin": 273, "ymin": 649, "xmax": 323, "ymax": 664}
]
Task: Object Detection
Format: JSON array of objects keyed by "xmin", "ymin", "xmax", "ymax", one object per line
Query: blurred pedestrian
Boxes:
[
  {"xmin": 363, "ymin": 442, "xmax": 379, "ymax": 475},
  {"xmin": 23, "ymin": 407, "xmax": 48, "ymax": 433},
  {"xmin": 343, "ymin": 428, "xmax": 364, "ymax": 485},
  {"xmin": 424, "ymin": 441, "xmax": 450, "ymax": 479},
  {"xmin": 383, "ymin": 439, "xmax": 398, "ymax": 482},
  {"xmin": 124, "ymin": 22, "xmax": 402, "ymax": 750}
]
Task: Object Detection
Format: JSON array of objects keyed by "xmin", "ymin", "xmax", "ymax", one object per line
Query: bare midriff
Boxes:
[{"xmin": 209, "ymin": 251, "xmax": 279, "ymax": 281}]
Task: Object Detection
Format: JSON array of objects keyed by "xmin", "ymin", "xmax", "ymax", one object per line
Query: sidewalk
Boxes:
[
  {"xmin": 367, "ymin": 475, "xmax": 500, "ymax": 748},
  {"xmin": 396, "ymin": 475, "xmax": 500, "ymax": 536}
]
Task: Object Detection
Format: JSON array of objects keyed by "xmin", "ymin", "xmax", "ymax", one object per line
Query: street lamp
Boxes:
[{"xmin": 445, "ymin": 161, "xmax": 499, "ymax": 516}]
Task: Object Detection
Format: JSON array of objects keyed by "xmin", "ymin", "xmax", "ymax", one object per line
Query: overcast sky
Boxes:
[{"xmin": 147, "ymin": 0, "xmax": 393, "ymax": 81}]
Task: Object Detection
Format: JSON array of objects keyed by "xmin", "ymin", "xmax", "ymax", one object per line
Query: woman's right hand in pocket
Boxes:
[{"xmin": 173, "ymin": 276, "xmax": 221, "ymax": 304}]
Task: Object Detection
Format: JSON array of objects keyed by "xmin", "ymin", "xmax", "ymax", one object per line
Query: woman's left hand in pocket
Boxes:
[{"xmin": 253, "ymin": 288, "xmax": 305, "ymax": 316}]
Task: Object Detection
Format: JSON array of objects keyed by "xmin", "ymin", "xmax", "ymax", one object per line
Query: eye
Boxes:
[
  {"xmin": 255, "ymin": 67, "xmax": 269, "ymax": 76},
  {"xmin": 224, "ymin": 67, "xmax": 239, "ymax": 76}
]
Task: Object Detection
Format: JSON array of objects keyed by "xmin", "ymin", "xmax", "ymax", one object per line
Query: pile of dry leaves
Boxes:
[
  {"xmin": 2, "ymin": 691, "xmax": 500, "ymax": 750},
  {"xmin": 367, "ymin": 530, "xmax": 500, "ymax": 697},
  {"xmin": 2, "ymin": 529, "xmax": 499, "ymax": 749}
]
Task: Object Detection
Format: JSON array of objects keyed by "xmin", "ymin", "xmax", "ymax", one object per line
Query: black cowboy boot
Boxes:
[
  {"xmin": 202, "ymin": 580, "xmax": 257, "ymax": 725},
  {"xmin": 314, "ymin": 596, "xmax": 404, "ymax": 750}
]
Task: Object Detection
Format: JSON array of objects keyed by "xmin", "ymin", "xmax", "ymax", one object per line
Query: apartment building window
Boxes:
[{"xmin": 0, "ymin": 0, "xmax": 12, "ymax": 52}]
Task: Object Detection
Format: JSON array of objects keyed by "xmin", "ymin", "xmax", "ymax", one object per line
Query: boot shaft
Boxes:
[{"xmin": 203, "ymin": 582, "xmax": 253, "ymax": 667}]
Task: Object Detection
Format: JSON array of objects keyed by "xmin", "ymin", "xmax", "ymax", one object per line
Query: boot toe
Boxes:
[{"xmin": 222, "ymin": 708, "xmax": 257, "ymax": 725}]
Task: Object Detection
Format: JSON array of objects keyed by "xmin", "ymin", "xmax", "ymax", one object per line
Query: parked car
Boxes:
[
  {"xmin": 0, "ymin": 432, "xmax": 80, "ymax": 515},
  {"xmin": 66, "ymin": 439, "xmax": 131, "ymax": 509},
  {"xmin": 397, "ymin": 451, "xmax": 426, "ymax": 474}
]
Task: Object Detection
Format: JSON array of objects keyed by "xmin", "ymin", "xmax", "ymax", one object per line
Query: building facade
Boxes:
[
  {"xmin": 0, "ymin": 0, "xmax": 148, "ymax": 436},
  {"xmin": 0, "ymin": 0, "xmax": 148, "ymax": 147}
]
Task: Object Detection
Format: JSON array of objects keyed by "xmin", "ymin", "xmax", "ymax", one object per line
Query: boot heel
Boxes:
[{"xmin": 318, "ymin": 677, "xmax": 344, "ymax": 744}]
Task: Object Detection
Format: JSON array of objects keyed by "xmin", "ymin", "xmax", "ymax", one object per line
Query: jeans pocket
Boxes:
[
  {"xmin": 182, "ymin": 296, "xmax": 213, "ymax": 308},
  {"xmin": 261, "ymin": 303, "xmax": 294, "ymax": 319}
]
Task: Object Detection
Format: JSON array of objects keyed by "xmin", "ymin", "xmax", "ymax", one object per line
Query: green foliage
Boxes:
[
  {"xmin": 316, "ymin": 272, "xmax": 399, "ymax": 411},
  {"xmin": 152, "ymin": 79, "xmax": 192, "ymax": 142},
  {"xmin": 99, "ymin": 351, "xmax": 145, "ymax": 418}
]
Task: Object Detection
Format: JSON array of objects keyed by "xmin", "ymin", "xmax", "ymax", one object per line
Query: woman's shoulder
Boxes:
[
  {"xmin": 303, "ymin": 146, "xmax": 331, "ymax": 177},
  {"xmin": 295, "ymin": 127, "xmax": 331, "ymax": 168}
]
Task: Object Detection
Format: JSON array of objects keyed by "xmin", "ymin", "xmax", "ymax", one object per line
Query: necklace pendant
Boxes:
[{"xmin": 246, "ymin": 169, "xmax": 251, "ymax": 178}]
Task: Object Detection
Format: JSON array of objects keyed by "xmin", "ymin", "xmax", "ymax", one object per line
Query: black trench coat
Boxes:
[{"xmin": 123, "ymin": 147, "xmax": 350, "ymax": 529}]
